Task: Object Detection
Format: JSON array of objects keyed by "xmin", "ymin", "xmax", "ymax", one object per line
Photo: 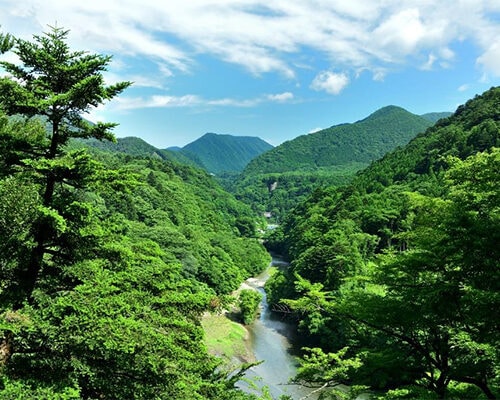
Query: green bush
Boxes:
[{"xmin": 238, "ymin": 289, "xmax": 262, "ymax": 324}]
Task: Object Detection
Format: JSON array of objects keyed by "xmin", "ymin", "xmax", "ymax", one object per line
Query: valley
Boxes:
[{"xmin": 0, "ymin": 24, "xmax": 498, "ymax": 400}]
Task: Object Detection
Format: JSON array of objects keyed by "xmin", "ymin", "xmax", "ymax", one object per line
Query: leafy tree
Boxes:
[
  {"xmin": 239, "ymin": 289, "xmax": 263, "ymax": 325},
  {"xmin": 0, "ymin": 29, "xmax": 13, "ymax": 53},
  {"xmin": 235, "ymin": 216, "xmax": 257, "ymax": 237},
  {"xmin": 0, "ymin": 26, "xmax": 270, "ymax": 399},
  {"xmin": 285, "ymin": 150, "xmax": 499, "ymax": 399}
]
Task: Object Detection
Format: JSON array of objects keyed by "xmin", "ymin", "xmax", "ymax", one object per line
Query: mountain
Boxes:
[
  {"xmin": 420, "ymin": 111, "xmax": 453, "ymax": 123},
  {"xmin": 354, "ymin": 88, "xmax": 500, "ymax": 191},
  {"xmin": 235, "ymin": 106, "xmax": 433, "ymax": 220},
  {"xmin": 167, "ymin": 146, "xmax": 182, "ymax": 152},
  {"xmin": 243, "ymin": 106, "xmax": 433, "ymax": 175},
  {"xmin": 179, "ymin": 133, "xmax": 274, "ymax": 174},
  {"xmin": 79, "ymin": 133, "xmax": 274, "ymax": 174},
  {"xmin": 79, "ymin": 136, "xmax": 199, "ymax": 167}
]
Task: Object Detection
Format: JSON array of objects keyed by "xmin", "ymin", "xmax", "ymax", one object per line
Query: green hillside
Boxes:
[
  {"xmin": 243, "ymin": 105, "xmax": 432, "ymax": 175},
  {"xmin": 235, "ymin": 106, "xmax": 433, "ymax": 220},
  {"xmin": 180, "ymin": 132, "xmax": 274, "ymax": 174},
  {"xmin": 420, "ymin": 111, "xmax": 452, "ymax": 123},
  {"xmin": 264, "ymin": 87, "xmax": 499, "ymax": 399},
  {"xmin": 80, "ymin": 136, "xmax": 200, "ymax": 166}
]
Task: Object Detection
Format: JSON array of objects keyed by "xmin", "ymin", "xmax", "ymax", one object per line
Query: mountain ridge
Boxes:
[
  {"xmin": 179, "ymin": 132, "xmax": 274, "ymax": 174},
  {"xmin": 243, "ymin": 105, "xmax": 433, "ymax": 175}
]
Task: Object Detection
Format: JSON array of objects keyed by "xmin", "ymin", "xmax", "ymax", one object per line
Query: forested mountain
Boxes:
[
  {"xmin": 0, "ymin": 27, "xmax": 270, "ymax": 399},
  {"xmin": 84, "ymin": 133, "xmax": 274, "ymax": 175},
  {"xmin": 234, "ymin": 106, "xmax": 433, "ymax": 221},
  {"xmin": 244, "ymin": 106, "xmax": 432, "ymax": 175},
  {"xmin": 179, "ymin": 132, "xmax": 274, "ymax": 174},
  {"xmin": 80, "ymin": 136, "xmax": 200, "ymax": 167},
  {"xmin": 420, "ymin": 111, "xmax": 453, "ymax": 123},
  {"xmin": 264, "ymin": 87, "xmax": 499, "ymax": 399}
]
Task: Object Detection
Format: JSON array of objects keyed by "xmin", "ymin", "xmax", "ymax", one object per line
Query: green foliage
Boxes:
[
  {"xmin": 267, "ymin": 87, "xmax": 500, "ymax": 399},
  {"xmin": 295, "ymin": 346, "xmax": 363, "ymax": 383},
  {"xmin": 79, "ymin": 136, "xmax": 201, "ymax": 167},
  {"xmin": 99, "ymin": 156, "xmax": 270, "ymax": 295},
  {"xmin": 0, "ymin": 28, "xmax": 14, "ymax": 53},
  {"xmin": 235, "ymin": 216, "xmax": 257, "ymax": 237},
  {"xmin": 420, "ymin": 111, "xmax": 452, "ymax": 123},
  {"xmin": 353, "ymin": 87, "xmax": 500, "ymax": 193},
  {"xmin": 0, "ymin": 26, "xmax": 130, "ymax": 141},
  {"xmin": 238, "ymin": 289, "xmax": 263, "ymax": 325},
  {"xmin": 0, "ymin": 25, "xmax": 131, "ymax": 306},
  {"xmin": 235, "ymin": 167, "xmax": 360, "ymax": 222}
]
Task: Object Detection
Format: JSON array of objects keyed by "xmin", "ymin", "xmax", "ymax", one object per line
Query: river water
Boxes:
[{"xmin": 237, "ymin": 256, "xmax": 319, "ymax": 399}]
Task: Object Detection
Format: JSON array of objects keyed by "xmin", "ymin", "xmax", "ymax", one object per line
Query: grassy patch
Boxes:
[{"xmin": 202, "ymin": 313, "xmax": 255, "ymax": 364}]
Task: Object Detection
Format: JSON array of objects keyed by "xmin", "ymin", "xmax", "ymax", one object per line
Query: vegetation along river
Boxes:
[{"xmin": 237, "ymin": 256, "xmax": 320, "ymax": 400}]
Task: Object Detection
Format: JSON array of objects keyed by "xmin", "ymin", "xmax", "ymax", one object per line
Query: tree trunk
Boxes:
[
  {"xmin": 18, "ymin": 126, "xmax": 59, "ymax": 306},
  {"xmin": 478, "ymin": 383, "xmax": 497, "ymax": 400},
  {"xmin": 0, "ymin": 331, "xmax": 13, "ymax": 366}
]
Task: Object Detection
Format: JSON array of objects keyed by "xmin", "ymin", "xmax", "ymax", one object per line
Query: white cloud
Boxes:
[
  {"xmin": 112, "ymin": 94, "xmax": 202, "ymax": 110},
  {"xmin": 266, "ymin": 92, "xmax": 294, "ymax": 102},
  {"xmin": 106, "ymin": 91, "xmax": 295, "ymax": 111},
  {"xmin": 308, "ymin": 127, "xmax": 323, "ymax": 134},
  {"xmin": 310, "ymin": 71, "xmax": 349, "ymax": 95},
  {"xmin": 0, "ymin": 1, "xmax": 499, "ymax": 83},
  {"xmin": 207, "ymin": 98, "xmax": 259, "ymax": 107},
  {"xmin": 421, "ymin": 53, "xmax": 437, "ymax": 70},
  {"xmin": 458, "ymin": 84, "xmax": 470, "ymax": 92},
  {"xmin": 373, "ymin": 8, "xmax": 427, "ymax": 57},
  {"xmin": 103, "ymin": 71, "xmax": 166, "ymax": 89},
  {"xmin": 372, "ymin": 69, "xmax": 387, "ymax": 82},
  {"xmin": 477, "ymin": 41, "xmax": 500, "ymax": 77}
]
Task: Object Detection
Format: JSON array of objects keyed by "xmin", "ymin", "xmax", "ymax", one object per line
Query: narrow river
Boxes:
[{"xmin": 237, "ymin": 256, "xmax": 319, "ymax": 399}]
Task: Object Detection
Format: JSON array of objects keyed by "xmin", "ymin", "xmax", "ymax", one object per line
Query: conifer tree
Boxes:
[
  {"xmin": 0, "ymin": 26, "xmax": 131, "ymax": 305},
  {"xmin": 0, "ymin": 30, "xmax": 13, "ymax": 53}
]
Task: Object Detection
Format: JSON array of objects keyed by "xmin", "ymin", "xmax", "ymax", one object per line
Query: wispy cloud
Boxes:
[
  {"xmin": 108, "ymin": 91, "xmax": 295, "ymax": 111},
  {"xmin": 266, "ymin": 92, "xmax": 294, "ymax": 102},
  {"xmin": 458, "ymin": 84, "xmax": 470, "ymax": 92}
]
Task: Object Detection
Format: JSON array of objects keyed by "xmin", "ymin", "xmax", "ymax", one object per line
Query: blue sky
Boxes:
[{"xmin": 0, "ymin": 1, "xmax": 499, "ymax": 148}]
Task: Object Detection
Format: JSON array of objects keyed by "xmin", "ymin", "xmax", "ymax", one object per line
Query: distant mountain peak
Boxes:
[
  {"xmin": 180, "ymin": 133, "xmax": 273, "ymax": 174},
  {"xmin": 356, "ymin": 105, "xmax": 411, "ymax": 123}
]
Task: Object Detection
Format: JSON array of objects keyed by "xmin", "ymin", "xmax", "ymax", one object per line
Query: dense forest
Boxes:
[
  {"xmin": 265, "ymin": 87, "xmax": 499, "ymax": 399},
  {"xmin": 234, "ymin": 106, "xmax": 434, "ymax": 221},
  {"xmin": 243, "ymin": 106, "xmax": 432, "ymax": 175},
  {"xmin": 1, "ymin": 25, "xmax": 498, "ymax": 400},
  {"xmin": 0, "ymin": 27, "xmax": 271, "ymax": 399}
]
